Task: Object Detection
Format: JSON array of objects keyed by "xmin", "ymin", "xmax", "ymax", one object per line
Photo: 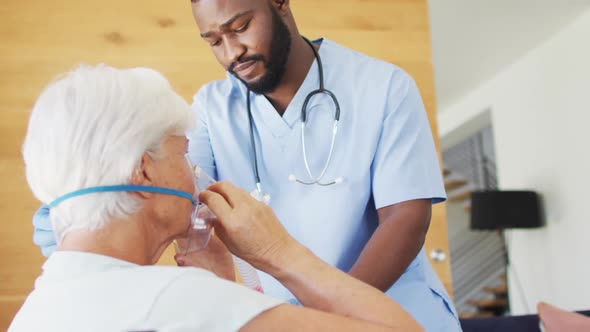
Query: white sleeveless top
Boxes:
[{"xmin": 9, "ymin": 251, "xmax": 283, "ymax": 332}]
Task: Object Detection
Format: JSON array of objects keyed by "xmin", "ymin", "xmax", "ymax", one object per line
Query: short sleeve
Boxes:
[
  {"xmin": 371, "ymin": 71, "xmax": 446, "ymax": 209},
  {"xmin": 187, "ymin": 89, "xmax": 218, "ymax": 180},
  {"xmin": 143, "ymin": 269, "xmax": 285, "ymax": 331}
]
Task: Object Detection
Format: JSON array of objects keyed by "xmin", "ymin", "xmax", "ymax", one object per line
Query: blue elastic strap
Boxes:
[
  {"xmin": 287, "ymin": 298, "xmax": 302, "ymax": 306},
  {"xmin": 48, "ymin": 185, "xmax": 196, "ymax": 208}
]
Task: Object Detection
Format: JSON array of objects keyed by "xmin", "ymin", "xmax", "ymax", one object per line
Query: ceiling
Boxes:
[{"xmin": 428, "ymin": 0, "xmax": 590, "ymax": 111}]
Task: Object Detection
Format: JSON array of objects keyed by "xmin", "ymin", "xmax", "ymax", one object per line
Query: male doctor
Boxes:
[{"xmin": 33, "ymin": 0, "xmax": 459, "ymax": 330}]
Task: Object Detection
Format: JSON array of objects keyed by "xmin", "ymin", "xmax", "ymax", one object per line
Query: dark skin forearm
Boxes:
[{"xmin": 348, "ymin": 199, "xmax": 432, "ymax": 291}]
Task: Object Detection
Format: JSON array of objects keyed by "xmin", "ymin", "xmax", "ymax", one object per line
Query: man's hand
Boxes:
[{"xmin": 32, "ymin": 205, "xmax": 57, "ymax": 257}]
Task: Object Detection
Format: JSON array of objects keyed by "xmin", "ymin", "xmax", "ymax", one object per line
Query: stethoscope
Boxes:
[{"xmin": 246, "ymin": 36, "xmax": 343, "ymax": 203}]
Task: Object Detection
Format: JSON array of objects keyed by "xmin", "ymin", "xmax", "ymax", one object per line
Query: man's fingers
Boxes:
[
  {"xmin": 33, "ymin": 229, "xmax": 56, "ymax": 247},
  {"xmin": 33, "ymin": 205, "xmax": 52, "ymax": 230},
  {"xmin": 41, "ymin": 244, "xmax": 56, "ymax": 258},
  {"xmin": 199, "ymin": 190, "xmax": 232, "ymax": 220}
]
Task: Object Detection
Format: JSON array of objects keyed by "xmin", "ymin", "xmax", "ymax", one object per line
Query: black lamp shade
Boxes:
[{"xmin": 470, "ymin": 191, "xmax": 543, "ymax": 230}]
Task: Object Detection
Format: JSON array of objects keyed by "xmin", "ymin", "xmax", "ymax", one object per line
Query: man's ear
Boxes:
[
  {"xmin": 271, "ymin": 0, "xmax": 290, "ymax": 16},
  {"xmin": 130, "ymin": 153, "xmax": 155, "ymax": 199}
]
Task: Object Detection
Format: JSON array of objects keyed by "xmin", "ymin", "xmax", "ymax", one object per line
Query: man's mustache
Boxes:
[{"xmin": 228, "ymin": 55, "xmax": 265, "ymax": 73}]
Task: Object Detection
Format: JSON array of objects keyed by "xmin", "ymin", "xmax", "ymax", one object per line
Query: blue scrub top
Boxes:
[{"xmin": 188, "ymin": 38, "xmax": 460, "ymax": 331}]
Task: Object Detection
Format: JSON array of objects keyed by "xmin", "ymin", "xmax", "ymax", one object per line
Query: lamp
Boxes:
[
  {"xmin": 469, "ymin": 190, "xmax": 544, "ymax": 315},
  {"xmin": 460, "ymin": 131, "xmax": 545, "ymax": 314},
  {"xmin": 470, "ymin": 190, "xmax": 543, "ymax": 230}
]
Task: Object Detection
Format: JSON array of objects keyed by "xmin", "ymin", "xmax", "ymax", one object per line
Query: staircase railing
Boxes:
[{"xmin": 443, "ymin": 126, "xmax": 507, "ymax": 315}]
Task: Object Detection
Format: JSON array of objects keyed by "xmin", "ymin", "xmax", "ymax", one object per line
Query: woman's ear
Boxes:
[{"xmin": 130, "ymin": 153, "xmax": 154, "ymax": 199}]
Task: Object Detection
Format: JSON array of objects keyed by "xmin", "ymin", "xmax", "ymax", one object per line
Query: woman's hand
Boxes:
[
  {"xmin": 175, "ymin": 233, "xmax": 236, "ymax": 282},
  {"xmin": 199, "ymin": 182, "xmax": 297, "ymax": 271}
]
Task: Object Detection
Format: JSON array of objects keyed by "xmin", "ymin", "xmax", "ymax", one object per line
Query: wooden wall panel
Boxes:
[{"xmin": 0, "ymin": 0, "xmax": 451, "ymax": 328}]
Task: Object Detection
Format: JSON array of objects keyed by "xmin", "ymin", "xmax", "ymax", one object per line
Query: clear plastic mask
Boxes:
[{"xmin": 174, "ymin": 156, "xmax": 217, "ymax": 254}]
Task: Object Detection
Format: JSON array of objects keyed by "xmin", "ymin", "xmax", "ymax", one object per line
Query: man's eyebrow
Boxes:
[{"xmin": 200, "ymin": 10, "xmax": 253, "ymax": 38}]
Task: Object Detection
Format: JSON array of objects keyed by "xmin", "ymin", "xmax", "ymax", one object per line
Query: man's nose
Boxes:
[{"xmin": 223, "ymin": 36, "xmax": 246, "ymax": 65}]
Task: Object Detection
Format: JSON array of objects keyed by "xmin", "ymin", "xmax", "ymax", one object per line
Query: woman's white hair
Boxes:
[{"xmin": 22, "ymin": 64, "xmax": 196, "ymax": 242}]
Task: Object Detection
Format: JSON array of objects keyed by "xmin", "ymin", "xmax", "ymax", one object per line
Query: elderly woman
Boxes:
[{"xmin": 10, "ymin": 65, "xmax": 422, "ymax": 331}]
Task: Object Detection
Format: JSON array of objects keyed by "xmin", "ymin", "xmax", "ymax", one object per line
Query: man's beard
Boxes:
[{"xmin": 229, "ymin": 8, "xmax": 292, "ymax": 95}]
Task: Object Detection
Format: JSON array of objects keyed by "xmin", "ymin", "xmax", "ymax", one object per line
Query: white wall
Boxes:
[
  {"xmin": 438, "ymin": 8, "xmax": 590, "ymax": 314},
  {"xmin": 428, "ymin": 0, "xmax": 590, "ymax": 110}
]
